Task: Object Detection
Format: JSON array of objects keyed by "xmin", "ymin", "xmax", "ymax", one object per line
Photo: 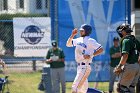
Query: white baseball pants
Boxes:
[{"xmin": 72, "ymin": 64, "xmax": 91, "ymax": 93}]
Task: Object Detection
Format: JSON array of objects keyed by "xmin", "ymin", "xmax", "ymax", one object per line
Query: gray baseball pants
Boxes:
[{"xmin": 51, "ymin": 67, "xmax": 66, "ymax": 93}]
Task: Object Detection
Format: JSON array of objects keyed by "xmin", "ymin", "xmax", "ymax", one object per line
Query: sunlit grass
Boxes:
[{"xmin": 0, "ymin": 72, "xmax": 109, "ymax": 93}]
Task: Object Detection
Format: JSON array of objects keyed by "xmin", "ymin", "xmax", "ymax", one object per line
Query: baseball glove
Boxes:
[{"xmin": 114, "ymin": 64, "xmax": 124, "ymax": 75}]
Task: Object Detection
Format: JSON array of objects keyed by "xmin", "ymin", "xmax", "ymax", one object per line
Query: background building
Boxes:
[
  {"xmin": 0, "ymin": 0, "xmax": 49, "ymax": 14},
  {"xmin": 131, "ymin": 0, "xmax": 140, "ymax": 41}
]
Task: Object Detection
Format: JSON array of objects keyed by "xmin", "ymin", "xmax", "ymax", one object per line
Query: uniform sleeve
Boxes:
[
  {"xmin": 72, "ymin": 39, "xmax": 77, "ymax": 46},
  {"xmin": 121, "ymin": 39, "xmax": 130, "ymax": 54},
  {"xmin": 89, "ymin": 39, "xmax": 102, "ymax": 51},
  {"xmin": 46, "ymin": 49, "xmax": 50, "ymax": 59}
]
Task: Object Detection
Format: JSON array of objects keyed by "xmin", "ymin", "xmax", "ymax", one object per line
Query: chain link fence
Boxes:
[{"xmin": 0, "ymin": 0, "xmax": 50, "ymax": 93}]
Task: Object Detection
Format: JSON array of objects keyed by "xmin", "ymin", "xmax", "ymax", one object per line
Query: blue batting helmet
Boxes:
[{"xmin": 79, "ymin": 24, "xmax": 92, "ymax": 36}]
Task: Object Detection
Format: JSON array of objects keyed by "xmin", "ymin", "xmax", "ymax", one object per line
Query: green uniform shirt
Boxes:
[
  {"xmin": 46, "ymin": 48, "xmax": 65, "ymax": 68},
  {"xmin": 110, "ymin": 46, "xmax": 121, "ymax": 67},
  {"xmin": 121, "ymin": 35, "xmax": 140, "ymax": 64}
]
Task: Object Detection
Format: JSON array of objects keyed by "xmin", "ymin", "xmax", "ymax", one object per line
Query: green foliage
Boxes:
[
  {"xmin": 0, "ymin": 13, "xmax": 47, "ymax": 20},
  {"xmin": 0, "ymin": 22, "xmax": 13, "ymax": 51}
]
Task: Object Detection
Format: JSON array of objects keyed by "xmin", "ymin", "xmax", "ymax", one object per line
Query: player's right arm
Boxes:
[{"xmin": 66, "ymin": 28, "xmax": 78, "ymax": 47}]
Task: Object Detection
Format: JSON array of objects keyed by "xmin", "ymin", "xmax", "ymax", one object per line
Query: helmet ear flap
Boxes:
[
  {"xmin": 117, "ymin": 30, "xmax": 123, "ymax": 38},
  {"xmin": 85, "ymin": 28, "xmax": 91, "ymax": 36}
]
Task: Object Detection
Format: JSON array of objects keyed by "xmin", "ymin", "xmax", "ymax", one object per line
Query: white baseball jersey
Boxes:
[{"xmin": 72, "ymin": 36, "xmax": 102, "ymax": 63}]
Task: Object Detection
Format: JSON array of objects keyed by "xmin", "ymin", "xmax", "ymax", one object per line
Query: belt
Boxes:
[{"xmin": 78, "ymin": 62, "xmax": 90, "ymax": 66}]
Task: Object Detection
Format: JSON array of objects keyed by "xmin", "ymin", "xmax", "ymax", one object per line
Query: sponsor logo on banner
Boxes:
[
  {"xmin": 14, "ymin": 17, "xmax": 51, "ymax": 57},
  {"xmin": 21, "ymin": 25, "xmax": 44, "ymax": 45}
]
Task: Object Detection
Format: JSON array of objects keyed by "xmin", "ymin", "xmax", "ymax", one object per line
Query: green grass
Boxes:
[
  {"xmin": 66, "ymin": 82, "xmax": 109, "ymax": 93},
  {"xmin": 0, "ymin": 72, "xmax": 109, "ymax": 93}
]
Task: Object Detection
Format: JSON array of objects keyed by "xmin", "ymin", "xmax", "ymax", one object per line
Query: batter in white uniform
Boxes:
[{"xmin": 66, "ymin": 24, "xmax": 103, "ymax": 93}]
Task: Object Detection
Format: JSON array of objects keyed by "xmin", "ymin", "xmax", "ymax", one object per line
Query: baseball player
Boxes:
[
  {"xmin": 114, "ymin": 23, "xmax": 140, "ymax": 93},
  {"xmin": 46, "ymin": 40, "xmax": 65, "ymax": 93},
  {"xmin": 0, "ymin": 59, "xmax": 5, "ymax": 68},
  {"xmin": 109, "ymin": 37, "xmax": 121, "ymax": 93},
  {"xmin": 0, "ymin": 58, "xmax": 6, "ymax": 93},
  {"xmin": 66, "ymin": 24, "xmax": 103, "ymax": 93}
]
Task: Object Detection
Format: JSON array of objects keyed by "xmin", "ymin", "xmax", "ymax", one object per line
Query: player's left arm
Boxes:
[
  {"xmin": 83, "ymin": 47, "xmax": 103, "ymax": 59},
  {"xmin": 118, "ymin": 39, "xmax": 130, "ymax": 65},
  {"xmin": 90, "ymin": 39, "xmax": 104, "ymax": 56},
  {"xmin": 93, "ymin": 47, "xmax": 103, "ymax": 57},
  {"xmin": 114, "ymin": 40, "xmax": 129, "ymax": 75},
  {"xmin": 114, "ymin": 53, "xmax": 128, "ymax": 75},
  {"xmin": 118, "ymin": 53, "xmax": 128, "ymax": 65}
]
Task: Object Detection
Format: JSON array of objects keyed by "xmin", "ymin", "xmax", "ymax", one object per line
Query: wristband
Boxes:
[{"xmin": 117, "ymin": 64, "xmax": 123, "ymax": 68}]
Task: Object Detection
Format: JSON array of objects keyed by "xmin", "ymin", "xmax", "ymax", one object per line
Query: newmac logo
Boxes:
[{"xmin": 21, "ymin": 25, "xmax": 44, "ymax": 45}]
